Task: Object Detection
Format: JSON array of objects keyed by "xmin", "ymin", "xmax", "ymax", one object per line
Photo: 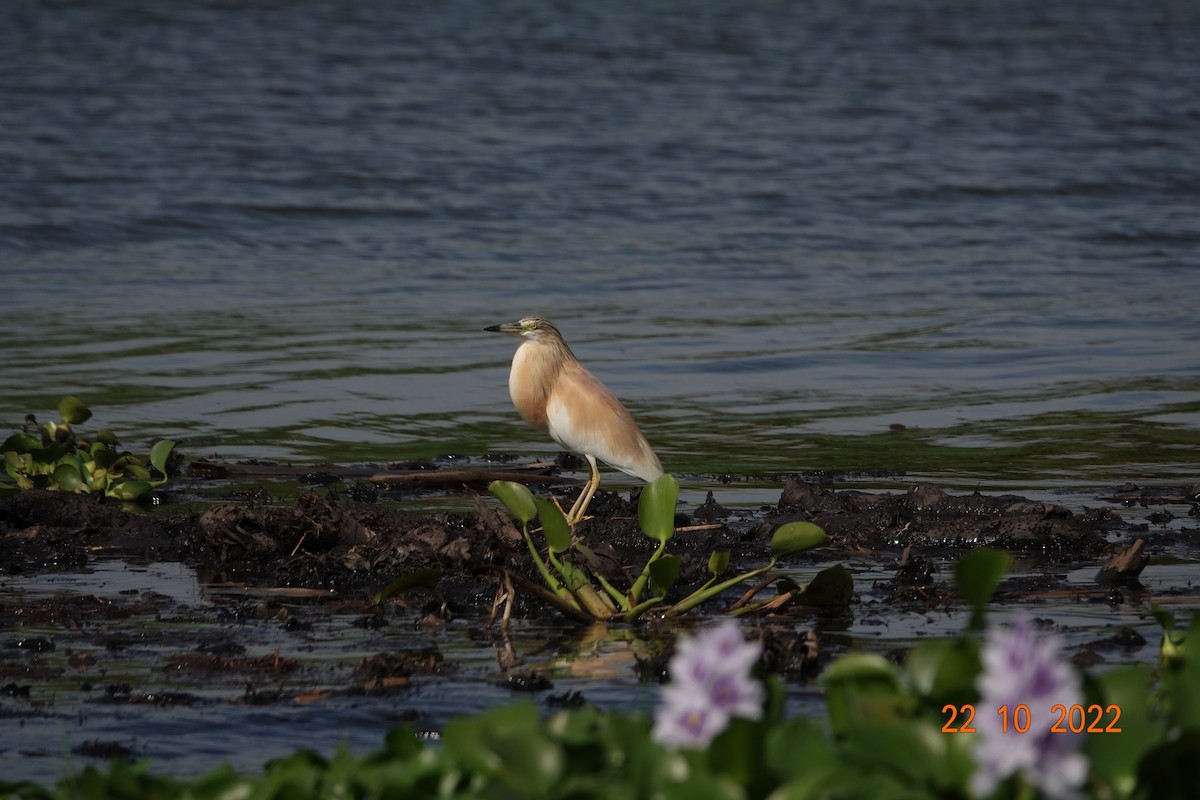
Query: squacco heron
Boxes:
[{"xmin": 485, "ymin": 316, "xmax": 664, "ymax": 525}]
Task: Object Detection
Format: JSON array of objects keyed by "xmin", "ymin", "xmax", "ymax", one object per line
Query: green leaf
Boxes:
[
  {"xmin": 770, "ymin": 521, "xmax": 828, "ymax": 559},
  {"xmin": 31, "ymin": 442, "xmax": 69, "ymax": 464},
  {"xmin": 533, "ymin": 497, "xmax": 573, "ymax": 554},
  {"xmin": 707, "ymin": 550, "xmax": 730, "ymax": 578},
  {"xmin": 91, "ymin": 444, "xmax": 118, "ymax": 469},
  {"xmin": 821, "ymin": 653, "xmax": 910, "ymax": 735},
  {"xmin": 149, "ymin": 439, "xmax": 175, "ymax": 480},
  {"xmin": 129, "ymin": 462, "xmax": 152, "ymax": 481},
  {"xmin": 53, "ymin": 461, "xmax": 85, "ymax": 492},
  {"xmin": 1084, "ymin": 664, "xmax": 1161, "ymax": 790},
  {"xmin": 2, "ymin": 432, "xmax": 42, "ymax": 454},
  {"xmin": 795, "ymin": 563, "xmax": 854, "ymax": 606},
  {"xmin": 488, "ymin": 480, "xmax": 537, "ymax": 523},
  {"xmin": 648, "ymin": 554, "xmax": 681, "ymax": 598},
  {"xmin": 822, "ymin": 652, "xmax": 902, "ymax": 685},
  {"xmin": 108, "ymin": 480, "xmax": 151, "ymax": 501},
  {"xmin": 839, "ymin": 722, "xmax": 943, "ymax": 787},
  {"xmin": 443, "ymin": 703, "xmax": 564, "ymax": 796},
  {"xmin": 955, "ymin": 548, "xmax": 1010, "ymax": 629},
  {"xmin": 1169, "ymin": 614, "xmax": 1200, "ymax": 728},
  {"xmin": 637, "ymin": 473, "xmax": 678, "ymax": 544},
  {"xmin": 905, "ymin": 637, "xmax": 981, "ymax": 704},
  {"xmin": 58, "ymin": 396, "xmax": 92, "ymax": 425}
]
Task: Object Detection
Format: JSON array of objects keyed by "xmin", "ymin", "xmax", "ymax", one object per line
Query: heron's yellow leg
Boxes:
[{"xmin": 566, "ymin": 456, "xmax": 601, "ymax": 526}]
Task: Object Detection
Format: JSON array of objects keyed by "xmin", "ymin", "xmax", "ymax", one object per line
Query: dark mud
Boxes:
[
  {"xmin": 4, "ymin": 475, "xmax": 1198, "ymax": 620},
  {"xmin": 2, "ymin": 476, "xmax": 1167, "ymax": 611},
  {"xmin": 1, "ymin": 471, "xmax": 1198, "ymax": 779}
]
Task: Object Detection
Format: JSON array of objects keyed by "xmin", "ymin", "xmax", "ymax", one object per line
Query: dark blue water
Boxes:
[{"xmin": 3, "ymin": 0, "xmax": 1198, "ymax": 490}]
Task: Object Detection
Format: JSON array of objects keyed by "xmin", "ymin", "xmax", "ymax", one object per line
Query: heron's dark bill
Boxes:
[{"xmin": 484, "ymin": 323, "xmax": 523, "ymax": 334}]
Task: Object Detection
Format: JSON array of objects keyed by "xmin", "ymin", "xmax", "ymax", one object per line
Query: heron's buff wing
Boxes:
[{"xmin": 545, "ymin": 361, "xmax": 663, "ymax": 483}]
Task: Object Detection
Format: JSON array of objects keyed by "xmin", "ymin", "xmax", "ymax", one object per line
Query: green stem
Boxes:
[
  {"xmin": 663, "ymin": 558, "xmax": 778, "ymax": 617},
  {"xmin": 593, "ymin": 570, "xmax": 632, "ymax": 612},
  {"xmin": 628, "ymin": 540, "xmax": 668, "ymax": 604},
  {"xmin": 548, "ymin": 550, "xmax": 616, "ymax": 618},
  {"xmin": 524, "ymin": 525, "xmax": 563, "ymax": 594}
]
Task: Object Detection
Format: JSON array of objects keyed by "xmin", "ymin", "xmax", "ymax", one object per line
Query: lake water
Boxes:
[{"xmin": 2, "ymin": 0, "xmax": 1198, "ymax": 498}]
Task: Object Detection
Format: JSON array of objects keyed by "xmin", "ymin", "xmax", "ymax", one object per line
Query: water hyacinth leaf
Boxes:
[
  {"xmin": 533, "ymin": 497, "xmax": 572, "ymax": 554},
  {"xmin": 124, "ymin": 462, "xmax": 152, "ymax": 481},
  {"xmin": 638, "ymin": 473, "xmax": 678, "ymax": 544},
  {"xmin": 905, "ymin": 637, "xmax": 980, "ymax": 702},
  {"xmin": 955, "ymin": 548, "xmax": 1010, "ymax": 628},
  {"xmin": 705, "ymin": 716, "xmax": 762, "ymax": 789},
  {"xmin": 765, "ymin": 717, "xmax": 839, "ymax": 785},
  {"xmin": 53, "ymin": 461, "xmax": 85, "ymax": 492},
  {"xmin": 1084, "ymin": 665, "xmax": 1159, "ymax": 788},
  {"xmin": 150, "ymin": 439, "xmax": 175, "ymax": 477},
  {"xmin": 648, "ymin": 553, "xmax": 681, "ymax": 597},
  {"xmin": 58, "ymin": 395, "xmax": 92, "ymax": 425},
  {"xmin": 108, "ymin": 480, "xmax": 151, "ymax": 501},
  {"xmin": 770, "ymin": 521, "xmax": 828, "ymax": 560},
  {"xmin": 821, "ymin": 652, "xmax": 902, "ymax": 686},
  {"xmin": 2, "ymin": 432, "xmax": 41, "ymax": 453},
  {"xmin": 1170, "ymin": 614, "xmax": 1200, "ymax": 727},
  {"xmin": 91, "ymin": 444, "xmax": 118, "ymax": 469},
  {"xmin": 32, "ymin": 442, "xmax": 68, "ymax": 464},
  {"xmin": 443, "ymin": 703, "xmax": 563, "ymax": 795},
  {"xmin": 489, "ymin": 480, "xmax": 537, "ymax": 523},
  {"xmin": 372, "ymin": 568, "xmax": 442, "ymax": 605},
  {"xmin": 795, "ymin": 564, "xmax": 853, "ymax": 606},
  {"xmin": 707, "ymin": 549, "xmax": 730, "ymax": 578},
  {"xmin": 821, "ymin": 653, "xmax": 910, "ymax": 733}
]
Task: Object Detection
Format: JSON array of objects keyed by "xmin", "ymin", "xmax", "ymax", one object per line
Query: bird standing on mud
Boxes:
[{"xmin": 485, "ymin": 316, "xmax": 664, "ymax": 525}]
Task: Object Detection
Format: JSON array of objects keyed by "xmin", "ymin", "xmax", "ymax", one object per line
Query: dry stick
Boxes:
[
  {"xmin": 729, "ymin": 573, "xmax": 779, "ymax": 611},
  {"xmin": 501, "ymin": 572, "xmax": 515, "ymax": 631},
  {"xmin": 674, "ymin": 523, "xmax": 725, "ymax": 533}
]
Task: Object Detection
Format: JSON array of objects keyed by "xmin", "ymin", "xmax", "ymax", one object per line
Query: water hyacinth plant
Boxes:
[
  {"xmin": 488, "ymin": 473, "xmax": 844, "ymax": 621},
  {"xmin": 972, "ymin": 617, "xmax": 1087, "ymax": 799},
  {"xmin": 0, "ymin": 396, "xmax": 175, "ymax": 501},
  {"xmin": 653, "ymin": 620, "xmax": 764, "ymax": 748}
]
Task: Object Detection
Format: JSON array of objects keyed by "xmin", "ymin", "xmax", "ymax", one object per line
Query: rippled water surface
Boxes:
[
  {"xmin": 3, "ymin": 0, "xmax": 1197, "ymax": 495},
  {"xmin": 1, "ymin": 0, "xmax": 1199, "ymax": 782}
]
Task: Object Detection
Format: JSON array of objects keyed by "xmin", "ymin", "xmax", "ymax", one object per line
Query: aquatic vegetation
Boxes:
[
  {"xmin": 488, "ymin": 474, "xmax": 842, "ymax": 621},
  {"xmin": 3, "ymin": 550, "xmax": 1196, "ymax": 799},
  {"xmin": 971, "ymin": 617, "xmax": 1087, "ymax": 799},
  {"xmin": 0, "ymin": 396, "xmax": 174, "ymax": 501},
  {"xmin": 652, "ymin": 620, "xmax": 764, "ymax": 748}
]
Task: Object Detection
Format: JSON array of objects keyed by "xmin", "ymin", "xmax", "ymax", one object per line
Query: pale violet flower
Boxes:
[
  {"xmin": 972, "ymin": 616, "xmax": 1088, "ymax": 799},
  {"xmin": 652, "ymin": 620, "xmax": 763, "ymax": 748}
]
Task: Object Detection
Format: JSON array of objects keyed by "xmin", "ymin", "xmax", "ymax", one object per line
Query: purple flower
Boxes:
[
  {"xmin": 652, "ymin": 620, "xmax": 763, "ymax": 748},
  {"xmin": 971, "ymin": 616, "xmax": 1087, "ymax": 799}
]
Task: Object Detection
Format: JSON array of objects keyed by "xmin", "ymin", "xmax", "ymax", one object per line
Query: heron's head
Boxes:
[{"xmin": 484, "ymin": 316, "xmax": 565, "ymax": 343}]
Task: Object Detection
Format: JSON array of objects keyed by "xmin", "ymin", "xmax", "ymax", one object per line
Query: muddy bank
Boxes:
[{"xmin": 3, "ymin": 474, "xmax": 1192, "ymax": 614}]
